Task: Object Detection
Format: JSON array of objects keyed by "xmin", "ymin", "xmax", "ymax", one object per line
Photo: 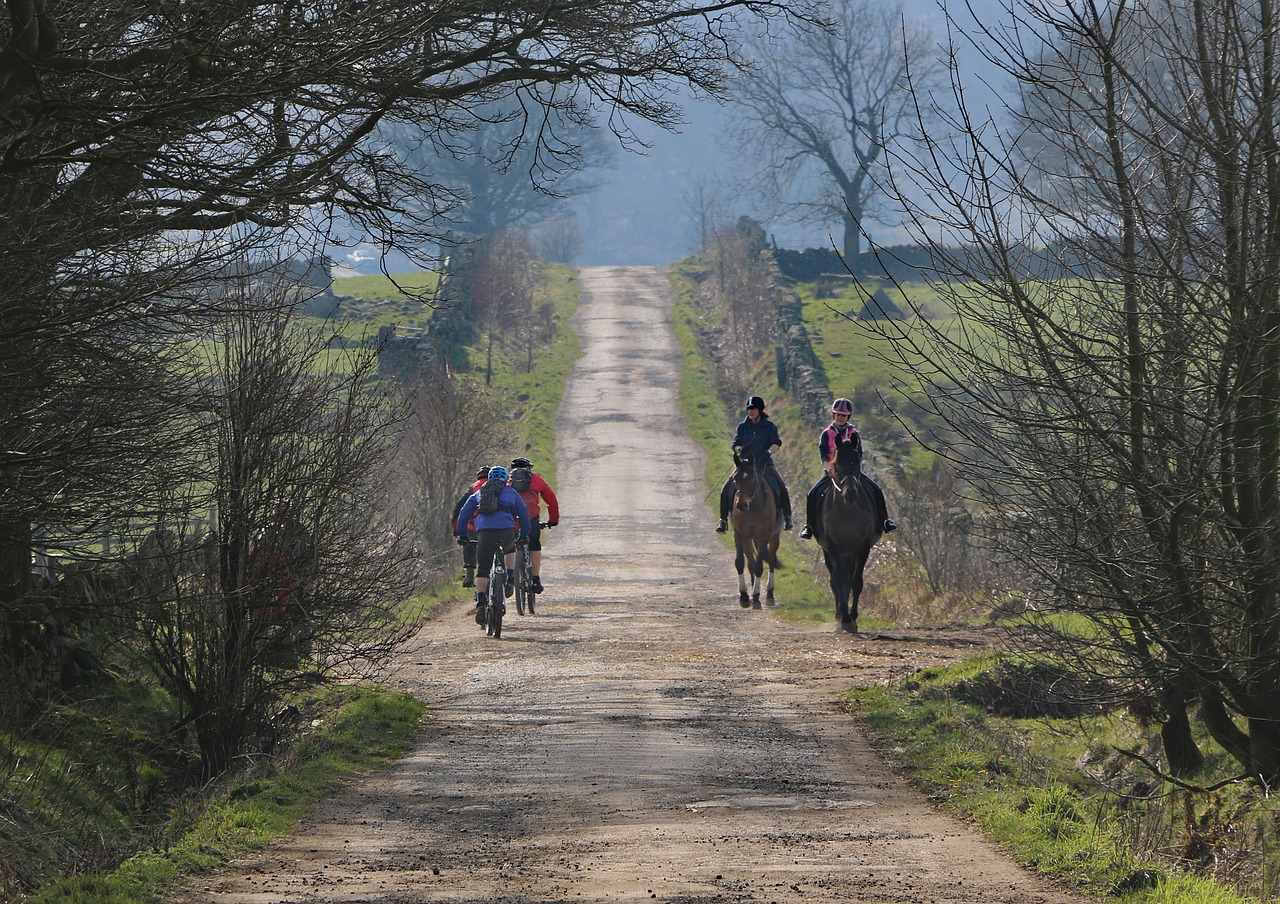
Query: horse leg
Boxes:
[
  {"xmin": 847, "ymin": 544, "xmax": 872, "ymax": 632},
  {"xmin": 735, "ymin": 538, "xmax": 751, "ymax": 607},
  {"xmin": 747, "ymin": 539, "xmax": 762, "ymax": 609},
  {"xmin": 764, "ymin": 535, "xmax": 778, "ymax": 605}
]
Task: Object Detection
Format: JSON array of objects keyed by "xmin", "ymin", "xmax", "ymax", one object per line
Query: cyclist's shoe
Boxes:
[
  {"xmin": 883, "ymin": 519, "xmax": 898, "ymax": 533},
  {"xmin": 461, "ymin": 567, "xmax": 475, "ymax": 588},
  {"xmin": 531, "ymin": 576, "xmax": 544, "ymax": 594},
  {"xmin": 504, "ymin": 580, "xmax": 514, "ymax": 599},
  {"xmin": 715, "ymin": 519, "xmax": 728, "ymax": 533},
  {"xmin": 784, "ymin": 515, "xmax": 794, "ymax": 530},
  {"xmin": 799, "ymin": 524, "xmax": 813, "ymax": 540},
  {"xmin": 474, "ymin": 605, "xmax": 486, "ymax": 626}
]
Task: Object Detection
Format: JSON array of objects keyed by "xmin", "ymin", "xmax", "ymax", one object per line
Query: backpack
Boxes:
[
  {"xmin": 477, "ymin": 478, "xmax": 504, "ymax": 515},
  {"xmin": 510, "ymin": 467, "xmax": 533, "ymax": 493}
]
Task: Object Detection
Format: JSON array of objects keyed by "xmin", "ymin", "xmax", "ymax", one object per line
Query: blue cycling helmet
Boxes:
[{"xmin": 488, "ymin": 465, "xmax": 509, "ymax": 483}]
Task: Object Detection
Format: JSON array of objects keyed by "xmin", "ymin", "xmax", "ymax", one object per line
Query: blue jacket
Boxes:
[
  {"xmin": 733, "ymin": 416, "xmax": 782, "ymax": 467},
  {"xmin": 456, "ymin": 485, "xmax": 532, "ymax": 539}
]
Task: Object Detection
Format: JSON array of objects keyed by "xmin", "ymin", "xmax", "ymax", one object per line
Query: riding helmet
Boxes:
[
  {"xmin": 511, "ymin": 457, "xmax": 533, "ymax": 469},
  {"xmin": 476, "ymin": 465, "xmax": 490, "ymax": 478},
  {"xmin": 488, "ymin": 465, "xmax": 509, "ymax": 483},
  {"xmin": 746, "ymin": 395, "xmax": 767, "ymax": 413},
  {"xmin": 831, "ymin": 398, "xmax": 854, "ymax": 415}
]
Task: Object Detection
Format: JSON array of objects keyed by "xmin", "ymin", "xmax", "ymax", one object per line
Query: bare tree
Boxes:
[
  {"xmin": 134, "ymin": 279, "xmax": 417, "ymax": 779},
  {"xmin": 877, "ymin": 0, "xmax": 1280, "ymax": 782},
  {"xmin": 531, "ymin": 215, "xmax": 587, "ymax": 265},
  {"xmin": 470, "ymin": 232, "xmax": 543, "ymax": 384},
  {"xmin": 729, "ymin": 0, "xmax": 946, "ymax": 267},
  {"xmin": 379, "ymin": 96, "xmax": 614, "ymax": 242},
  {"xmin": 396, "ymin": 372, "xmax": 505, "ymax": 568}
]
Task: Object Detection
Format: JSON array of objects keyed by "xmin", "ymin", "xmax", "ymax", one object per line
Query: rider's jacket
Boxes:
[
  {"xmin": 733, "ymin": 415, "xmax": 783, "ymax": 467},
  {"xmin": 819, "ymin": 421, "xmax": 861, "ymax": 464},
  {"xmin": 514, "ymin": 473, "xmax": 559, "ymax": 523},
  {"xmin": 456, "ymin": 486, "xmax": 532, "ymax": 539}
]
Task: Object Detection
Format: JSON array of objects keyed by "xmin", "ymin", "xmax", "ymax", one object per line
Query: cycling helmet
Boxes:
[
  {"xmin": 511, "ymin": 457, "xmax": 533, "ymax": 469},
  {"xmin": 746, "ymin": 395, "xmax": 767, "ymax": 412},
  {"xmin": 476, "ymin": 465, "xmax": 490, "ymax": 479},
  {"xmin": 488, "ymin": 465, "xmax": 509, "ymax": 483},
  {"xmin": 831, "ymin": 398, "xmax": 854, "ymax": 415}
]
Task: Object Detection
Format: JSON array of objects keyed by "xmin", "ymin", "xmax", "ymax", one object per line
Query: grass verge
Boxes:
[
  {"xmin": 30, "ymin": 684, "xmax": 423, "ymax": 904},
  {"xmin": 847, "ymin": 662, "xmax": 1261, "ymax": 904}
]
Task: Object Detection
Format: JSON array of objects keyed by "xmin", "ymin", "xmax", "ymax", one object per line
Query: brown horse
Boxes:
[
  {"xmin": 818, "ymin": 435, "xmax": 882, "ymax": 632},
  {"xmin": 731, "ymin": 448, "xmax": 783, "ymax": 609}
]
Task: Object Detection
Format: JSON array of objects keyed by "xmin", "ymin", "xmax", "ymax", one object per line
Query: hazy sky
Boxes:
[{"xmin": 571, "ymin": 0, "xmax": 1008, "ymax": 267}]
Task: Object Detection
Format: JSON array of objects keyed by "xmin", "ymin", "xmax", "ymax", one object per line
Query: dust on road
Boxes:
[{"xmin": 172, "ymin": 266, "xmax": 1092, "ymax": 904}]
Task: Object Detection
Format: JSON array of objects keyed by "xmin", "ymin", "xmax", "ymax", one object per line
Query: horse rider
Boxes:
[
  {"xmin": 455, "ymin": 466, "xmax": 531, "ymax": 626},
  {"xmin": 507, "ymin": 456, "xmax": 559, "ymax": 594},
  {"xmin": 716, "ymin": 395, "xmax": 794, "ymax": 533},
  {"xmin": 799, "ymin": 398, "xmax": 897, "ymax": 541},
  {"xmin": 450, "ymin": 465, "xmax": 490, "ymax": 587}
]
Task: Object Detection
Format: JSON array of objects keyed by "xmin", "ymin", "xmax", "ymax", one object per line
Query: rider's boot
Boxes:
[
  {"xmin": 799, "ymin": 524, "xmax": 813, "ymax": 540},
  {"xmin": 784, "ymin": 514, "xmax": 794, "ymax": 530},
  {"xmin": 532, "ymin": 576, "xmax": 544, "ymax": 594},
  {"xmin": 462, "ymin": 565, "xmax": 475, "ymax": 588},
  {"xmin": 883, "ymin": 519, "xmax": 898, "ymax": 533},
  {"xmin": 715, "ymin": 518, "xmax": 727, "ymax": 533},
  {"xmin": 474, "ymin": 592, "xmax": 486, "ymax": 625}
]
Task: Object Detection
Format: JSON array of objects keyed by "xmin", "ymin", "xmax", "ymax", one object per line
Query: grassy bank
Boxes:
[
  {"xmin": 29, "ymin": 685, "xmax": 423, "ymax": 904},
  {"xmin": 849, "ymin": 660, "xmax": 1265, "ymax": 903}
]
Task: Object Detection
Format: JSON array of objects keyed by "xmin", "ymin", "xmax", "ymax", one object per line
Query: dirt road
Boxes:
[{"xmin": 173, "ymin": 266, "xmax": 1091, "ymax": 904}]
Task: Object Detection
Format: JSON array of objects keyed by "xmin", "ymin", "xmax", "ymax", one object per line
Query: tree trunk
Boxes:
[
  {"xmin": 841, "ymin": 208, "xmax": 861, "ymax": 274},
  {"xmin": 0, "ymin": 520, "xmax": 32, "ymax": 607},
  {"xmin": 1159, "ymin": 680, "xmax": 1204, "ymax": 777}
]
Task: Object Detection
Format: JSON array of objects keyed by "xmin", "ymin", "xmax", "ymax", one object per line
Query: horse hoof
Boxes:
[
  {"xmin": 739, "ymin": 595, "xmax": 751, "ymax": 608},
  {"xmin": 840, "ymin": 619, "xmax": 859, "ymax": 634},
  {"xmin": 751, "ymin": 598, "xmax": 762, "ymax": 610}
]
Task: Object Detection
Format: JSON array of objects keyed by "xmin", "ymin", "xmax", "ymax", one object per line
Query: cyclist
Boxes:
[
  {"xmin": 716, "ymin": 394, "xmax": 793, "ymax": 533},
  {"xmin": 455, "ymin": 466, "xmax": 531, "ymax": 626},
  {"xmin": 799, "ymin": 397, "xmax": 897, "ymax": 541},
  {"xmin": 507, "ymin": 457, "xmax": 559, "ymax": 593},
  {"xmin": 450, "ymin": 465, "xmax": 490, "ymax": 587}
]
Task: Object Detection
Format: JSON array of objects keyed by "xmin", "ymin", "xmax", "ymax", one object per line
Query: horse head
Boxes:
[
  {"xmin": 732, "ymin": 448, "xmax": 765, "ymax": 512},
  {"xmin": 831, "ymin": 435, "xmax": 865, "ymax": 499}
]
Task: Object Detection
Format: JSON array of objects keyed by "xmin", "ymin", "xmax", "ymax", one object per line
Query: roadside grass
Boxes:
[
  {"xmin": 483, "ymin": 263, "xmax": 580, "ymax": 487},
  {"xmin": 848, "ymin": 662, "xmax": 1264, "ymax": 904},
  {"xmin": 28, "ymin": 684, "xmax": 423, "ymax": 904}
]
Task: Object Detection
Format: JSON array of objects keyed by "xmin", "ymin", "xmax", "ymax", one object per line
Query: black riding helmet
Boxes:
[
  {"xmin": 511, "ymin": 457, "xmax": 533, "ymax": 469},
  {"xmin": 475, "ymin": 465, "xmax": 490, "ymax": 479},
  {"xmin": 746, "ymin": 395, "xmax": 767, "ymax": 415}
]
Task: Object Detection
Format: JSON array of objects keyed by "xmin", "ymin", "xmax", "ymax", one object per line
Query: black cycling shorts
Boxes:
[{"xmin": 475, "ymin": 527, "xmax": 516, "ymax": 579}]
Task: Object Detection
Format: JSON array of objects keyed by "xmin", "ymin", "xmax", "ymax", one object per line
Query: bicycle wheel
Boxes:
[
  {"xmin": 523, "ymin": 551, "xmax": 536, "ymax": 615},
  {"xmin": 514, "ymin": 546, "xmax": 528, "ymax": 615},
  {"xmin": 487, "ymin": 558, "xmax": 505, "ymax": 638}
]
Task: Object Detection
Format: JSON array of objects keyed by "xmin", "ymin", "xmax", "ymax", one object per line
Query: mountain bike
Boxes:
[
  {"xmin": 514, "ymin": 530, "xmax": 537, "ymax": 616},
  {"xmin": 485, "ymin": 547, "xmax": 507, "ymax": 638}
]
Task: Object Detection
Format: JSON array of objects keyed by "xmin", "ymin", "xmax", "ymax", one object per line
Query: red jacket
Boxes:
[
  {"xmin": 450, "ymin": 478, "xmax": 487, "ymax": 533},
  {"xmin": 514, "ymin": 473, "xmax": 559, "ymax": 523}
]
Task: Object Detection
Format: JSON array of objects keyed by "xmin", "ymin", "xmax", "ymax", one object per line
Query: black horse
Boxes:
[
  {"xmin": 731, "ymin": 448, "xmax": 782, "ymax": 609},
  {"xmin": 817, "ymin": 435, "xmax": 883, "ymax": 633}
]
